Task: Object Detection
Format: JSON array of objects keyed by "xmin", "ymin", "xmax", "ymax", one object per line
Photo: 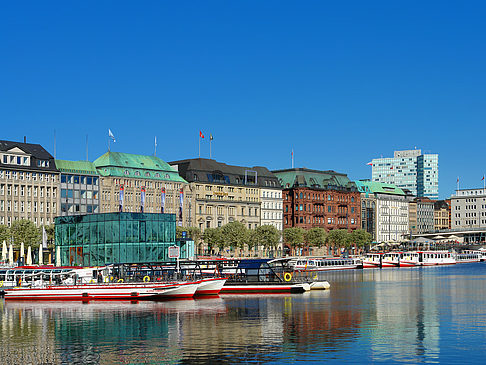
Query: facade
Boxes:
[
  {"xmin": 409, "ymin": 197, "xmax": 435, "ymax": 234},
  {"xmin": 93, "ymin": 152, "xmax": 193, "ymax": 227},
  {"xmin": 260, "ymin": 188, "xmax": 283, "ymax": 232},
  {"xmin": 0, "ymin": 139, "xmax": 59, "ymax": 227},
  {"xmin": 273, "ymin": 168, "xmax": 360, "ymax": 232},
  {"xmin": 169, "ymin": 158, "xmax": 279, "ymax": 232},
  {"xmin": 55, "ymin": 212, "xmax": 194, "ymax": 266},
  {"xmin": 56, "ymin": 160, "xmax": 100, "ymax": 216},
  {"xmin": 370, "ymin": 149, "xmax": 438, "ymax": 199},
  {"xmin": 434, "ymin": 200, "xmax": 451, "ymax": 231},
  {"xmin": 355, "ymin": 181, "xmax": 410, "ymax": 243},
  {"xmin": 451, "ymin": 188, "xmax": 486, "ymax": 229}
]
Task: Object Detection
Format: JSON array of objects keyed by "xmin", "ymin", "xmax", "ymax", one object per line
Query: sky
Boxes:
[{"xmin": 1, "ymin": 1, "xmax": 485, "ymax": 199}]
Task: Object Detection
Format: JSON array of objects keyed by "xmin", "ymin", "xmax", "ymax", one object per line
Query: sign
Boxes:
[
  {"xmin": 168, "ymin": 246, "xmax": 180, "ymax": 258},
  {"xmin": 182, "ymin": 231, "xmax": 187, "ymax": 239}
]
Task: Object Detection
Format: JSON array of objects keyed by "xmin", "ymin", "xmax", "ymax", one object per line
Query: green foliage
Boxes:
[
  {"xmin": 44, "ymin": 224, "xmax": 55, "ymax": 247},
  {"xmin": 349, "ymin": 229, "xmax": 372, "ymax": 248},
  {"xmin": 326, "ymin": 229, "xmax": 349, "ymax": 248},
  {"xmin": 202, "ymin": 228, "xmax": 222, "ymax": 252},
  {"xmin": 10, "ymin": 220, "xmax": 41, "ymax": 248},
  {"xmin": 283, "ymin": 227, "xmax": 305, "ymax": 248},
  {"xmin": 176, "ymin": 226, "xmax": 201, "ymax": 243},
  {"xmin": 256, "ymin": 225, "xmax": 281, "ymax": 250},
  {"xmin": 220, "ymin": 221, "xmax": 249, "ymax": 250},
  {"xmin": 0, "ymin": 224, "xmax": 10, "ymax": 243},
  {"xmin": 304, "ymin": 227, "xmax": 327, "ymax": 248}
]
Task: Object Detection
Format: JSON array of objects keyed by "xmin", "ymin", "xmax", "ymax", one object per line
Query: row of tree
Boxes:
[{"xmin": 0, "ymin": 220, "xmax": 55, "ymax": 248}]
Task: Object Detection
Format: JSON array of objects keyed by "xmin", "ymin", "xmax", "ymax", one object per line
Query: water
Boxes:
[{"xmin": 2, "ymin": 264, "xmax": 486, "ymax": 364}]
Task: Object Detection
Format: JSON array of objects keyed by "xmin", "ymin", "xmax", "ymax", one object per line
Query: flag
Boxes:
[
  {"xmin": 210, "ymin": 134, "xmax": 213, "ymax": 141},
  {"xmin": 141, "ymin": 187, "xmax": 146, "ymax": 213},
  {"xmin": 108, "ymin": 129, "xmax": 116, "ymax": 142},
  {"xmin": 179, "ymin": 188, "xmax": 184, "ymax": 226},
  {"xmin": 161, "ymin": 187, "xmax": 166, "ymax": 213},
  {"xmin": 482, "ymin": 175, "xmax": 484, "ymax": 181},
  {"xmin": 390, "ymin": 166, "xmax": 394, "ymax": 170},
  {"xmin": 457, "ymin": 177, "xmax": 459, "ymax": 183},
  {"xmin": 199, "ymin": 131, "xmax": 204, "ymax": 139},
  {"xmin": 367, "ymin": 162, "xmax": 373, "ymax": 166},
  {"xmin": 155, "ymin": 136, "xmax": 157, "ymax": 147},
  {"xmin": 119, "ymin": 185, "xmax": 124, "ymax": 212}
]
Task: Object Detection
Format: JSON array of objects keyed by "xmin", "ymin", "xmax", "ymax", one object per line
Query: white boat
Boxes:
[
  {"xmin": 289, "ymin": 257, "xmax": 362, "ymax": 271},
  {"xmin": 399, "ymin": 252, "xmax": 420, "ymax": 267},
  {"xmin": 362, "ymin": 253, "xmax": 383, "ymax": 268},
  {"xmin": 454, "ymin": 250, "xmax": 482, "ymax": 263},
  {"xmin": 194, "ymin": 277, "xmax": 227, "ymax": 296},
  {"xmin": 381, "ymin": 252, "xmax": 401, "ymax": 267},
  {"xmin": 417, "ymin": 251, "xmax": 456, "ymax": 266}
]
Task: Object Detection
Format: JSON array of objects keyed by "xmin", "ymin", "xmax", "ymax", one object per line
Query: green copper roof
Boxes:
[
  {"xmin": 55, "ymin": 160, "xmax": 98, "ymax": 175},
  {"xmin": 354, "ymin": 180, "xmax": 405, "ymax": 196},
  {"xmin": 272, "ymin": 168, "xmax": 355, "ymax": 190},
  {"xmin": 93, "ymin": 152, "xmax": 187, "ymax": 183}
]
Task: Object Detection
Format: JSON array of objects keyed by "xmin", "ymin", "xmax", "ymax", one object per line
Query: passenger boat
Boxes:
[
  {"xmin": 381, "ymin": 252, "xmax": 401, "ymax": 267},
  {"xmin": 417, "ymin": 251, "xmax": 456, "ymax": 266},
  {"xmin": 399, "ymin": 252, "xmax": 420, "ymax": 267},
  {"xmin": 288, "ymin": 257, "xmax": 363, "ymax": 271},
  {"xmin": 218, "ymin": 259, "xmax": 329, "ymax": 294},
  {"xmin": 362, "ymin": 253, "xmax": 383, "ymax": 268},
  {"xmin": 453, "ymin": 250, "xmax": 482, "ymax": 263},
  {"xmin": 194, "ymin": 277, "xmax": 227, "ymax": 296}
]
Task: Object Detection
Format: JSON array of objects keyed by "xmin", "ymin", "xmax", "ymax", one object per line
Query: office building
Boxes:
[{"xmin": 370, "ymin": 149, "xmax": 438, "ymax": 199}]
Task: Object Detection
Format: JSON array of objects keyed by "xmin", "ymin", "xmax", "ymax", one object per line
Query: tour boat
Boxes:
[
  {"xmin": 417, "ymin": 251, "xmax": 456, "ymax": 266},
  {"xmin": 2, "ymin": 281, "xmax": 193, "ymax": 301},
  {"xmin": 362, "ymin": 253, "xmax": 383, "ymax": 268},
  {"xmin": 453, "ymin": 251, "xmax": 482, "ymax": 263},
  {"xmin": 399, "ymin": 252, "xmax": 420, "ymax": 267},
  {"xmin": 381, "ymin": 252, "xmax": 401, "ymax": 267},
  {"xmin": 288, "ymin": 257, "xmax": 363, "ymax": 271}
]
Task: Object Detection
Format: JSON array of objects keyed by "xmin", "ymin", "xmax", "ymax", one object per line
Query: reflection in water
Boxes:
[{"xmin": 2, "ymin": 264, "xmax": 486, "ymax": 364}]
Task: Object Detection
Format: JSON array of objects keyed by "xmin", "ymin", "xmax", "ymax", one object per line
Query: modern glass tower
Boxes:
[{"xmin": 370, "ymin": 149, "xmax": 438, "ymax": 199}]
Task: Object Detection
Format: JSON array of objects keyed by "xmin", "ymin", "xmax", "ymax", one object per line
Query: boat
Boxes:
[
  {"xmin": 288, "ymin": 257, "xmax": 363, "ymax": 271},
  {"xmin": 218, "ymin": 259, "xmax": 329, "ymax": 294},
  {"xmin": 453, "ymin": 250, "xmax": 482, "ymax": 263},
  {"xmin": 362, "ymin": 253, "xmax": 383, "ymax": 268},
  {"xmin": 399, "ymin": 252, "xmax": 420, "ymax": 267},
  {"xmin": 381, "ymin": 252, "xmax": 401, "ymax": 267},
  {"xmin": 417, "ymin": 251, "xmax": 456, "ymax": 266},
  {"xmin": 194, "ymin": 277, "xmax": 227, "ymax": 296}
]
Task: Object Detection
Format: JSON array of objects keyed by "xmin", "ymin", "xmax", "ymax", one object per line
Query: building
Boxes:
[
  {"xmin": 451, "ymin": 188, "xmax": 486, "ymax": 229},
  {"xmin": 0, "ymin": 139, "xmax": 59, "ymax": 227},
  {"xmin": 355, "ymin": 181, "xmax": 410, "ymax": 243},
  {"xmin": 169, "ymin": 158, "xmax": 279, "ymax": 231},
  {"xmin": 434, "ymin": 200, "xmax": 451, "ymax": 231},
  {"xmin": 93, "ymin": 152, "xmax": 193, "ymax": 226},
  {"xmin": 260, "ymin": 187, "xmax": 283, "ymax": 232},
  {"xmin": 370, "ymin": 149, "xmax": 438, "ymax": 199},
  {"xmin": 55, "ymin": 212, "xmax": 194, "ymax": 266},
  {"xmin": 409, "ymin": 197, "xmax": 435, "ymax": 235},
  {"xmin": 56, "ymin": 160, "xmax": 100, "ymax": 216},
  {"xmin": 273, "ymin": 168, "xmax": 360, "ymax": 232}
]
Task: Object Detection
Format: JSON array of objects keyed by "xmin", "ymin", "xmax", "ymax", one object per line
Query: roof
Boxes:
[
  {"xmin": 93, "ymin": 152, "xmax": 187, "ymax": 183},
  {"xmin": 434, "ymin": 200, "xmax": 450, "ymax": 210},
  {"xmin": 169, "ymin": 158, "xmax": 280, "ymax": 188},
  {"xmin": 272, "ymin": 168, "xmax": 356, "ymax": 191},
  {"xmin": 355, "ymin": 180, "xmax": 406, "ymax": 196},
  {"xmin": 0, "ymin": 139, "xmax": 58, "ymax": 172},
  {"xmin": 55, "ymin": 160, "xmax": 98, "ymax": 175}
]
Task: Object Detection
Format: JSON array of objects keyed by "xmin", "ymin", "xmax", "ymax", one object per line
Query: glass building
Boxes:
[
  {"xmin": 370, "ymin": 149, "xmax": 438, "ymax": 199},
  {"xmin": 55, "ymin": 212, "xmax": 194, "ymax": 266}
]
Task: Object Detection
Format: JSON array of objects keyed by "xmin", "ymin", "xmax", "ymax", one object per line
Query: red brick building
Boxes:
[{"xmin": 272, "ymin": 168, "xmax": 361, "ymax": 231}]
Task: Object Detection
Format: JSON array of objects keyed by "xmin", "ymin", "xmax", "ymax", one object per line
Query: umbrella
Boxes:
[
  {"xmin": 447, "ymin": 235, "xmax": 460, "ymax": 240},
  {"xmin": 56, "ymin": 246, "xmax": 61, "ymax": 266},
  {"xmin": 412, "ymin": 237, "xmax": 434, "ymax": 243},
  {"xmin": 20, "ymin": 242, "xmax": 25, "ymax": 259},
  {"xmin": 2, "ymin": 240, "xmax": 7, "ymax": 261},
  {"xmin": 8, "ymin": 244, "xmax": 13, "ymax": 266},
  {"xmin": 433, "ymin": 235, "xmax": 446, "ymax": 240},
  {"xmin": 26, "ymin": 246, "xmax": 32, "ymax": 265},
  {"xmin": 38, "ymin": 244, "xmax": 43, "ymax": 265}
]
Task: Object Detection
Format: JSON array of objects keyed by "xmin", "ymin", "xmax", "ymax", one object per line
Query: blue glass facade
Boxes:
[{"xmin": 55, "ymin": 212, "xmax": 194, "ymax": 266}]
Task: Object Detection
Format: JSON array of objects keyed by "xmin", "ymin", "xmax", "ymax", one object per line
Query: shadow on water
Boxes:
[{"xmin": 1, "ymin": 263, "xmax": 486, "ymax": 364}]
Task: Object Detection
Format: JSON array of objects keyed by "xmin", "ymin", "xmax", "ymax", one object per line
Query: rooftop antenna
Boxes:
[
  {"xmin": 86, "ymin": 134, "xmax": 89, "ymax": 161},
  {"xmin": 291, "ymin": 149, "xmax": 294, "ymax": 168},
  {"xmin": 54, "ymin": 130, "xmax": 56, "ymax": 159}
]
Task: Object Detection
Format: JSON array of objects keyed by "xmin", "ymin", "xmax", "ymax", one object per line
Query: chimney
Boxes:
[{"xmin": 24, "ymin": 136, "xmax": 26, "ymax": 143}]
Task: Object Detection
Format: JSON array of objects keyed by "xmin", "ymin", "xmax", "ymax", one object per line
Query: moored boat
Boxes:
[
  {"xmin": 362, "ymin": 253, "xmax": 383, "ymax": 268},
  {"xmin": 381, "ymin": 252, "xmax": 401, "ymax": 267},
  {"xmin": 288, "ymin": 257, "xmax": 363, "ymax": 271},
  {"xmin": 194, "ymin": 277, "xmax": 227, "ymax": 296}
]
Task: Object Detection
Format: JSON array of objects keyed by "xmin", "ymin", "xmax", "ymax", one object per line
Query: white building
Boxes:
[
  {"xmin": 451, "ymin": 188, "xmax": 486, "ymax": 229},
  {"xmin": 260, "ymin": 188, "xmax": 283, "ymax": 232},
  {"xmin": 371, "ymin": 149, "xmax": 439, "ymax": 199}
]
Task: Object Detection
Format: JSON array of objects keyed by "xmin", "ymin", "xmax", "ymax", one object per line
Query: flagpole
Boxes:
[
  {"xmin": 210, "ymin": 137, "xmax": 212, "ymax": 159},
  {"xmin": 108, "ymin": 135, "xmax": 110, "ymax": 152},
  {"xmin": 154, "ymin": 136, "xmax": 157, "ymax": 156},
  {"xmin": 198, "ymin": 135, "xmax": 200, "ymax": 158},
  {"xmin": 86, "ymin": 134, "xmax": 89, "ymax": 161}
]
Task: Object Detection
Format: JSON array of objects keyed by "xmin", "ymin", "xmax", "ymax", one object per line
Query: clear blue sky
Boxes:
[{"xmin": 1, "ymin": 1, "xmax": 485, "ymax": 199}]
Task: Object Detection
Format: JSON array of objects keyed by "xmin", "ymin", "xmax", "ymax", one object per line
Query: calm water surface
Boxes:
[{"xmin": 2, "ymin": 263, "xmax": 486, "ymax": 364}]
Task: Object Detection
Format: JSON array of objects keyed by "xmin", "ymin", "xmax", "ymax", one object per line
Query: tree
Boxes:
[
  {"xmin": 248, "ymin": 225, "xmax": 281, "ymax": 256},
  {"xmin": 44, "ymin": 224, "xmax": 55, "ymax": 247},
  {"xmin": 10, "ymin": 220, "xmax": 41, "ymax": 248},
  {"xmin": 349, "ymin": 229, "xmax": 372, "ymax": 254},
  {"xmin": 220, "ymin": 221, "xmax": 249, "ymax": 253},
  {"xmin": 202, "ymin": 228, "xmax": 222, "ymax": 254},
  {"xmin": 0, "ymin": 224, "xmax": 10, "ymax": 243},
  {"xmin": 326, "ymin": 229, "xmax": 349, "ymax": 256},
  {"xmin": 283, "ymin": 227, "xmax": 305, "ymax": 255},
  {"xmin": 304, "ymin": 227, "xmax": 327, "ymax": 248}
]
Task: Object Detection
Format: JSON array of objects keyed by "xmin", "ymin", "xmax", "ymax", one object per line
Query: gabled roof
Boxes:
[
  {"xmin": 0, "ymin": 139, "xmax": 58, "ymax": 172},
  {"xmin": 272, "ymin": 168, "xmax": 355, "ymax": 190},
  {"xmin": 93, "ymin": 152, "xmax": 187, "ymax": 183},
  {"xmin": 55, "ymin": 160, "xmax": 98, "ymax": 175},
  {"xmin": 0, "ymin": 140, "xmax": 53, "ymax": 159}
]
